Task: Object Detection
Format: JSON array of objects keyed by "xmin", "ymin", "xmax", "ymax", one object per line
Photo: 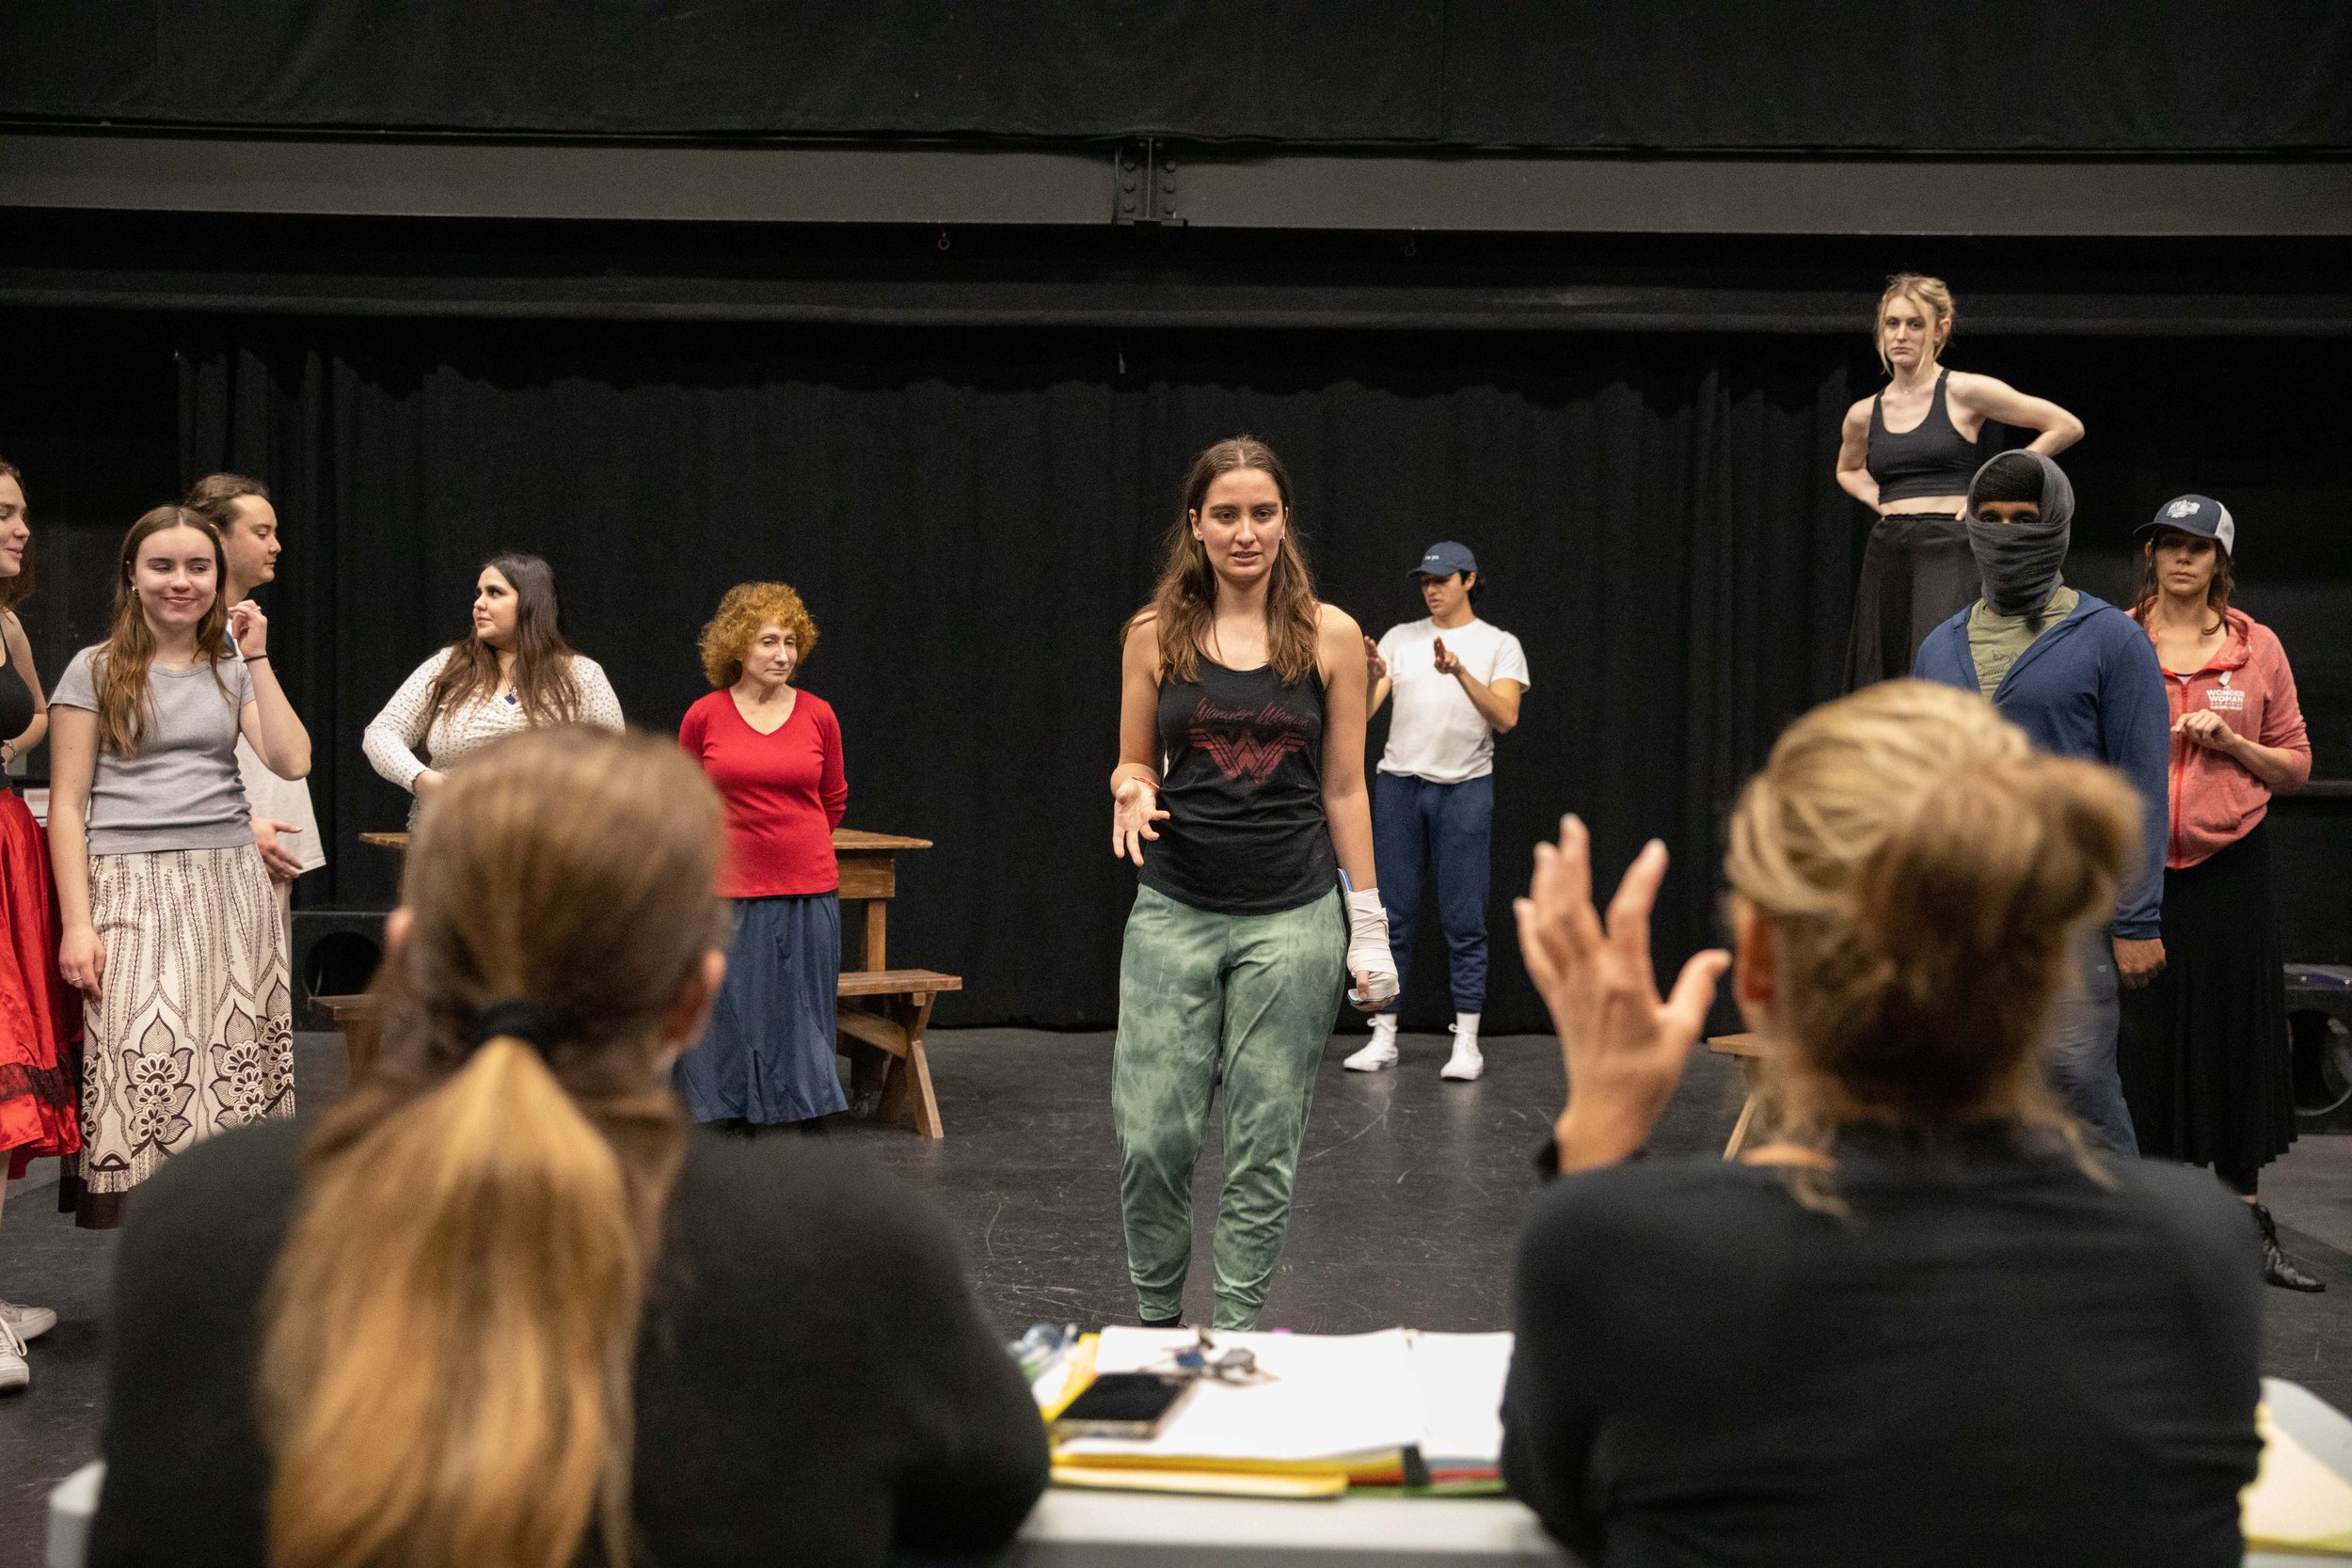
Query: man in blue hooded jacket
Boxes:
[{"xmin": 1914, "ymin": 449, "xmax": 2168, "ymax": 1156}]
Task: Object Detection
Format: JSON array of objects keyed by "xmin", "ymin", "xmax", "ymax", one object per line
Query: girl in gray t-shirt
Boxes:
[{"xmin": 46, "ymin": 505, "xmax": 312, "ymax": 1229}]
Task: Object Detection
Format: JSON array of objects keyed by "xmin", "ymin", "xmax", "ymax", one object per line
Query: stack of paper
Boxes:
[
  {"xmin": 1042, "ymin": 1326, "xmax": 1515, "ymax": 1498},
  {"xmin": 2243, "ymin": 1403, "xmax": 2352, "ymax": 1555},
  {"xmin": 1405, "ymin": 1329, "xmax": 1517, "ymax": 1474}
]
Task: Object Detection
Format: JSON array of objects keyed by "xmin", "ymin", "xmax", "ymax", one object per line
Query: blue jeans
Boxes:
[
  {"xmin": 2046, "ymin": 927, "xmax": 2137, "ymax": 1157},
  {"xmin": 1371, "ymin": 771, "xmax": 1493, "ymax": 1015}
]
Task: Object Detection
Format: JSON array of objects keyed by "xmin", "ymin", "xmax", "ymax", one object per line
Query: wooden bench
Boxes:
[
  {"xmin": 836, "ymin": 967, "xmax": 962, "ymax": 1140},
  {"xmin": 1707, "ymin": 1032, "xmax": 1768, "ymax": 1158},
  {"xmin": 308, "ymin": 992, "xmax": 382, "ymax": 1079}
]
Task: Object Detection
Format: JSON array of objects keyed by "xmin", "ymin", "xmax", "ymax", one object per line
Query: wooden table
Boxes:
[
  {"xmin": 361, "ymin": 828, "xmax": 931, "ymax": 970},
  {"xmin": 829, "ymin": 829, "xmax": 961, "ymax": 1138},
  {"xmin": 358, "ymin": 826, "xmax": 961, "ymax": 1137},
  {"xmin": 1707, "ymin": 1033, "xmax": 1768, "ymax": 1158},
  {"xmin": 833, "ymin": 828, "xmax": 931, "ymax": 972},
  {"xmin": 361, "ymin": 828, "xmax": 930, "ymax": 963}
]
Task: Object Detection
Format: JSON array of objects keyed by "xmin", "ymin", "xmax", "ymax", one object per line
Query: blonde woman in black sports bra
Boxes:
[{"xmin": 1836, "ymin": 273, "xmax": 2084, "ymax": 687}]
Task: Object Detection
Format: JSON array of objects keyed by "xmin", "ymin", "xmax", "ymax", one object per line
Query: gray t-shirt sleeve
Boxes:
[
  {"xmin": 53, "ymin": 646, "xmax": 98, "ymax": 711},
  {"xmin": 50, "ymin": 647, "xmax": 249, "ymax": 710}
]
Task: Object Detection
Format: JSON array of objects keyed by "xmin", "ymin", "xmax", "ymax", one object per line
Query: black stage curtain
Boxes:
[
  {"xmin": 8, "ymin": 2, "xmax": 2345, "ymax": 151},
  {"xmin": 179, "ymin": 325, "xmax": 1855, "ymax": 1033}
]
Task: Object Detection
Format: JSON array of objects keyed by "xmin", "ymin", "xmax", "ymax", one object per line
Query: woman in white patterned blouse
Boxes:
[{"xmin": 364, "ymin": 552, "xmax": 623, "ymax": 821}]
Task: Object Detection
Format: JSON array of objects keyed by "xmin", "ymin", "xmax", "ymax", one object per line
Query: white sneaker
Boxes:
[
  {"xmin": 1440, "ymin": 1016, "xmax": 1485, "ymax": 1082},
  {"xmin": 0, "ymin": 1318, "xmax": 25, "ymax": 1392},
  {"xmin": 1344, "ymin": 1017, "xmax": 1400, "ymax": 1072},
  {"xmin": 0, "ymin": 1298, "xmax": 56, "ymax": 1342}
]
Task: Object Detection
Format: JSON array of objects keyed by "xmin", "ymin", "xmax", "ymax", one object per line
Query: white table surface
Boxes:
[{"xmin": 50, "ymin": 1378, "xmax": 2352, "ymax": 1568}]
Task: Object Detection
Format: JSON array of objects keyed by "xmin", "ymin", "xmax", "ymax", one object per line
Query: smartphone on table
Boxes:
[{"xmin": 1050, "ymin": 1372, "xmax": 1198, "ymax": 1439}]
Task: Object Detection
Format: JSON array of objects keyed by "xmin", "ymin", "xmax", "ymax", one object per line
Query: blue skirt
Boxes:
[{"xmin": 674, "ymin": 892, "xmax": 846, "ymax": 1125}]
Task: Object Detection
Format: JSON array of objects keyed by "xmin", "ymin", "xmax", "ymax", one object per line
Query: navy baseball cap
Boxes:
[
  {"xmin": 1412, "ymin": 541, "xmax": 1478, "ymax": 578},
  {"xmin": 2135, "ymin": 495, "xmax": 2235, "ymax": 556}
]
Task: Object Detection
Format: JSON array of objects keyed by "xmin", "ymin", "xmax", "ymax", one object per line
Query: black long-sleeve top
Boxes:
[
  {"xmin": 1502, "ymin": 1123, "xmax": 2263, "ymax": 1568},
  {"xmin": 90, "ymin": 1119, "xmax": 1049, "ymax": 1567}
]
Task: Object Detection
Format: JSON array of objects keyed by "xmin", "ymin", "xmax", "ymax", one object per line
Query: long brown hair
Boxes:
[
  {"xmin": 1138, "ymin": 436, "xmax": 1322, "ymax": 685},
  {"xmin": 91, "ymin": 506, "xmax": 233, "ymax": 756},
  {"xmin": 1722, "ymin": 680, "xmax": 2137, "ymax": 1205},
  {"xmin": 2131, "ymin": 530, "xmax": 2234, "ymax": 637},
  {"xmin": 422, "ymin": 552, "xmax": 583, "ymax": 731},
  {"xmin": 0, "ymin": 457, "xmax": 34, "ymax": 614},
  {"xmin": 260, "ymin": 727, "xmax": 727, "ymax": 1568}
]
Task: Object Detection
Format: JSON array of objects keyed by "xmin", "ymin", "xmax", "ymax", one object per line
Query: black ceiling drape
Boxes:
[
  {"xmin": 8, "ymin": 1, "xmax": 2346, "ymax": 150},
  {"xmin": 178, "ymin": 325, "xmax": 1856, "ymax": 1033}
]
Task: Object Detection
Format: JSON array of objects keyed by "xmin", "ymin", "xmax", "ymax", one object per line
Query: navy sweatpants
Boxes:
[{"xmin": 1371, "ymin": 771, "xmax": 1492, "ymax": 1015}]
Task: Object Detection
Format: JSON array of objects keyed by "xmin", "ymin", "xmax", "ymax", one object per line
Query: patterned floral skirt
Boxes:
[{"xmin": 61, "ymin": 845, "xmax": 294, "ymax": 1228}]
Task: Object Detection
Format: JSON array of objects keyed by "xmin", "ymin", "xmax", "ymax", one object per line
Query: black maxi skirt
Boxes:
[
  {"xmin": 1842, "ymin": 512, "xmax": 1980, "ymax": 689},
  {"xmin": 2120, "ymin": 817, "xmax": 2297, "ymax": 1176}
]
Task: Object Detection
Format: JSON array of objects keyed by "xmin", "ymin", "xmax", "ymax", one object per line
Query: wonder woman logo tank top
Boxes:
[{"xmin": 1140, "ymin": 658, "xmax": 1338, "ymax": 917}]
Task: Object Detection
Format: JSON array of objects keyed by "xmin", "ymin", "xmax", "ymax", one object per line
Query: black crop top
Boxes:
[
  {"xmin": 0, "ymin": 656, "xmax": 34, "ymax": 752},
  {"xmin": 1867, "ymin": 369, "xmax": 1979, "ymax": 505}
]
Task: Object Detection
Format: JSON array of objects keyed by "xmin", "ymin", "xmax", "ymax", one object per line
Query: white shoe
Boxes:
[
  {"xmin": 1344, "ymin": 1017, "xmax": 1400, "ymax": 1072},
  {"xmin": 0, "ymin": 1298, "xmax": 56, "ymax": 1342},
  {"xmin": 1440, "ymin": 1016, "xmax": 1485, "ymax": 1082},
  {"xmin": 0, "ymin": 1318, "xmax": 25, "ymax": 1392}
]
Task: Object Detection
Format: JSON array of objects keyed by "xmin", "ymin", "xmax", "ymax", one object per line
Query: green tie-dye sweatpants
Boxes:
[{"xmin": 1112, "ymin": 882, "xmax": 1348, "ymax": 1330}]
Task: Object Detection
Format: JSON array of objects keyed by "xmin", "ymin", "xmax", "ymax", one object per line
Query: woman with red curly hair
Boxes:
[{"xmin": 675, "ymin": 582, "xmax": 847, "ymax": 1131}]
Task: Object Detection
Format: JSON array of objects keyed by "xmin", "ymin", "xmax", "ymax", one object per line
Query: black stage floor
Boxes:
[{"xmin": 6, "ymin": 1029, "xmax": 2349, "ymax": 1560}]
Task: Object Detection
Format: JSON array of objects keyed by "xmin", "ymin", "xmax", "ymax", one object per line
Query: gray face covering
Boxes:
[{"xmin": 1965, "ymin": 450, "xmax": 2074, "ymax": 619}]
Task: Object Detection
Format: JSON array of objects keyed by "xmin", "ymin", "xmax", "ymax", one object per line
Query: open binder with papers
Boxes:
[{"xmin": 1041, "ymin": 1326, "xmax": 1515, "ymax": 1497}]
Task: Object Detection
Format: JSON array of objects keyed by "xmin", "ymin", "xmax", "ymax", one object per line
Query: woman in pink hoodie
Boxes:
[{"xmin": 2122, "ymin": 494, "xmax": 2320, "ymax": 1292}]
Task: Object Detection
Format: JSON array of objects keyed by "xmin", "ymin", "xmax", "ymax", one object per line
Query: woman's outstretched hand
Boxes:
[
  {"xmin": 1515, "ymin": 815, "xmax": 1730, "ymax": 1173},
  {"xmin": 1112, "ymin": 777, "xmax": 1170, "ymax": 866}
]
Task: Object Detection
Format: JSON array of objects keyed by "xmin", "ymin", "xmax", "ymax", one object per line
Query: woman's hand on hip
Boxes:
[
  {"xmin": 1112, "ymin": 778, "xmax": 1168, "ymax": 866},
  {"xmin": 253, "ymin": 817, "xmax": 306, "ymax": 882},
  {"xmin": 1515, "ymin": 815, "xmax": 1728, "ymax": 1171}
]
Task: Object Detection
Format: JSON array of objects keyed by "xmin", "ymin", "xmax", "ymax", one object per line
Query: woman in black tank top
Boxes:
[
  {"xmin": 0, "ymin": 463, "xmax": 83, "ymax": 1380},
  {"xmin": 1105, "ymin": 436, "xmax": 1396, "ymax": 1332},
  {"xmin": 1836, "ymin": 274, "xmax": 2084, "ymax": 687}
]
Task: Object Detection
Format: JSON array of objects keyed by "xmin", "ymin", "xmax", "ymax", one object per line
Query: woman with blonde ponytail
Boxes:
[
  {"xmin": 90, "ymin": 727, "xmax": 1048, "ymax": 1568},
  {"xmin": 1500, "ymin": 681, "xmax": 2260, "ymax": 1568}
]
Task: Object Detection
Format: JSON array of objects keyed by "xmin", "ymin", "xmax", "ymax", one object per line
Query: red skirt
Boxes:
[{"xmin": 0, "ymin": 789, "xmax": 82, "ymax": 1177}]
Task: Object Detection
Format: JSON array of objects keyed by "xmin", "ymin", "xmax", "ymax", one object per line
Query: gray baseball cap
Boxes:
[
  {"xmin": 2135, "ymin": 495, "xmax": 2235, "ymax": 556},
  {"xmin": 1412, "ymin": 541, "xmax": 1477, "ymax": 578}
]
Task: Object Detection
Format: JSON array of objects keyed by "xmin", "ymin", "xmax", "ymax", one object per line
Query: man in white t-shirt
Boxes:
[
  {"xmin": 189, "ymin": 474, "xmax": 326, "ymax": 955},
  {"xmin": 1345, "ymin": 542, "xmax": 1530, "ymax": 1081}
]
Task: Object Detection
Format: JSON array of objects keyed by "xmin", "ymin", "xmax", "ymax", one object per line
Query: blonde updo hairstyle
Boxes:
[
  {"xmin": 1723, "ymin": 681, "xmax": 2137, "ymax": 1200},
  {"xmin": 1875, "ymin": 272, "xmax": 1955, "ymax": 374}
]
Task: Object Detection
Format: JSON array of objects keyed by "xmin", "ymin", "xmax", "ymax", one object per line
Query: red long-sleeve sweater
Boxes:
[{"xmin": 679, "ymin": 689, "xmax": 848, "ymax": 897}]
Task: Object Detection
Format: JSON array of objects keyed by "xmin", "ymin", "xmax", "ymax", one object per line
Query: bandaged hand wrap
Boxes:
[{"xmin": 1345, "ymin": 889, "xmax": 1401, "ymax": 1006}]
